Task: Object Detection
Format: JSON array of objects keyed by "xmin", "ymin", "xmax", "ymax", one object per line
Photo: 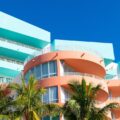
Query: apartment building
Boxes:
[
  {"xmin": 0, "ymin": 11, "xmax": 50, "ymax": 83},
  {"xmin": 1, "ymin": 11, "xmax": 120, "ymax": 120},
  {"xmin": 24, "ymin": 39, "xmax": 120, "ymax": 120}
]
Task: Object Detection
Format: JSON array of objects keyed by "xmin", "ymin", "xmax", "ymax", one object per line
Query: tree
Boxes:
[
  {"xmin": 0, "ymin": 84, "xmax": 13, "ymax": 120},
  {"xmin": 63, "ymin": 78, "xmax": 119, "ymax": 120},
  {"xmin": 9, "ymin": 76, "xmax": 60, "ymax": 120}
]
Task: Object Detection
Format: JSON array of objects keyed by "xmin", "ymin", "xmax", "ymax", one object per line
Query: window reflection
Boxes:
[
  {"xmin": 42, "ymin": 62, "xmax": 49, "ymax": 78},
  {"xmin": 25, "ymin": 60, "xmax": 57, "ymax": 81},
  {"xmin": 42, "ymin": 86, "xmax": 58, "ymax": 103}
]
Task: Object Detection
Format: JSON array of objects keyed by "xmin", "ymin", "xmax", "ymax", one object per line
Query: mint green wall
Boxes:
[
  {"xmin": 0, "ymin": 28, "xmax": 49, "ymax": 49},
  {"xmin": 0, "ymin": 11, "xmax": 50, "ymax": 43},
  {"xmin": 0, "ymin": 47, "xmax": 30, "ymax": 61},
  {"xmin": 0, "ymin": 67, "xmax": 20, "ymax": 77},
  {"xmin": 0, "ymin": 12, "xmax": 51, "ymax": 79}
]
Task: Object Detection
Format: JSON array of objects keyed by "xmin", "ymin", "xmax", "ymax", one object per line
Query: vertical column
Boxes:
[
  {"xmin": 56, "ymin": 54, "xmax": 63, "ymax": 120},
  {"xmin": 57, "ymin": 59, "xmax": 61, "ymax": 104},
  {"xmin": 57, "ymin": 59, "xmax": 61, "ymax": 77}
]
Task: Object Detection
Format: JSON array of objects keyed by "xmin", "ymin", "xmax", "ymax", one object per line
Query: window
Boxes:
[
  {"xmin": 35, "ymin": 65, "xmax": 41, "ymax": 79},
  {"xmin": 49, "ymin": 86, "xmax": 58, "ymax": 103},
  {"xmin": 111, "ymin": 113, "xmax": 115, "ymax": 120},
  {"xmin": 43, "ymin": 86, "xmax": 58, "ymax": 103},
  {"xmin": 25, "ymin": 60, "xmax": 57, "ymax": 82},
  {"xmin": 25, "ymin": 70, "xmax": 30, "ymax": 82},
  {"xmin": 42, "ymin": 62, "xmax": 49, "ymax": 78},
  {"xmin": 31, "ymin": 67, "xmax": 35, "ymax": 76},
  {"xmin": 64, "ymin": 89, "xmax": 70, "ymax": 101},
  {"xmin": 43, "ymin": 89, "xmax": 49, "ymax": 103},
  {"xmin": 49, "ymin": 61, "xmax": 57, "ymax": 76}
]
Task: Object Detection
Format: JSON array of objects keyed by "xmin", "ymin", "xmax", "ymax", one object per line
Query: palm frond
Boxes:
[{"xmin": 98, "ymin": 102, "xmax": 119, "ymax": 114}]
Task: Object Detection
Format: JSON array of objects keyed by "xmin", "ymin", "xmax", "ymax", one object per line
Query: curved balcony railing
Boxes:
[
  {"xmin": 109, "ymin": 97, "xmax": 120, "ymax": 101},
  {"xmin": 63, "ymin": 71, "xmax": 104, "ymax": 80},
  {"xmin": 60, "ymin": 71, "xmax": 108, "ymax": 96}
]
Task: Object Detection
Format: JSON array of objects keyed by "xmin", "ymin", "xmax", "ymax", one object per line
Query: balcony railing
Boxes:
[
  {"xmin": 0, "ymin": 37, "xmax": 40, "ymax": 51},
  {"xmin": 24, "ymin": 45, "xmax": 51, "ymax": 65},
  {"xmin": 64, "ymin": 71, "xmax": 103, "ymax": 80},
  {"xmin": 0, "ymin": 59, "xmax": 23, "ymax": 71},
  {"xmin": 0, "ymin": 76, "xmax": 13, "ymax": 83},
  {"xmin": 109, "ymin": 97, "xmax": 120, "ymax": 101}
]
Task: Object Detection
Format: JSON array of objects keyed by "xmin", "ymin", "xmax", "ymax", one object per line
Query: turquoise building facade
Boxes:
[{"xmin": 0, "ymin": 11, "xmax": 50, "ymax": 83}]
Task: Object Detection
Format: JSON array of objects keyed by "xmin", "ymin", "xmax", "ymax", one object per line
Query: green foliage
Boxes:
[
  {"xmin": 0, "ymin": 77, "xmax": 119, "ymax": 120},
  {"xmin": 63, "ymin": 78, "xmax": 119, "ymax": 120},
  {"xmin": 0, "ymin": 76, "xmax": 61, "ymax": 120}
]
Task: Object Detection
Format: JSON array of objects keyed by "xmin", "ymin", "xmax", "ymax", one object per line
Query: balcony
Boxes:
[
  {"xmin": 107, "ymin": 97, "xmax": 120, "ymax": 119},
  {"xmin": 63, "ymin": 71, "xmax": 103, "ymax": 80},
  {"xmin": 0, "ymin": 58, "xmax": 23, "ymax": 71},
  {"xmin": 0, "ymin": 12, "xmax": 50, "ymax": 48},
  {"xmin": 0, "ymin": 76, "xmax": 13, "ymax": 83},
  {"xmin": 0, "ymin": 38, "xmax": 41, "ymax": 59},
  {"xmin": 109, "ymin": 97, "xmax": 120, "ymax": 101},
  {"xmin": 59, "ymin": 73, "xmax": 108, "ymax": 102}
]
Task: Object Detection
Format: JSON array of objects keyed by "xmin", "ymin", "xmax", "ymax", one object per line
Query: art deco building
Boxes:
[
  {"xmin": 24, "ymin": 40, "xmax": 120, "ymax": 120},
  {"xmin": 1, "ymin": 11, "xmax": 120, "ymax": 120}
]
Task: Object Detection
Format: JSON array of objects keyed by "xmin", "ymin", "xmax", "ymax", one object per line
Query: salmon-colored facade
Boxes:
[{"xmin": 24, "ymin": 51, "xmax": 120, "ymax": 120}]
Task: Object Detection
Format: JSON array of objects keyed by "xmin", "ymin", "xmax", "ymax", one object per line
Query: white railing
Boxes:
[
  {"xmin": 55, "ymin": 44, "xmax": 104, "ymax": 58},
  {"xmin": 95, "ymin": 100, "xmax": 103, "ymax": 104},
  {"xmin": 64, "ymin": 72, "xmax": 103, "ymax": 80},
  {"xmin": 82, "ymin": 73, "xmax": 120, "ymax": 80},
  {"xmin": 23, "ymin": 51, "xmax": 43, "ymax": 65},
  {"xmin": 0, "ymin": 57, "xmax": 23, "ymax": 65},
  {"xmin": 0, "ymin": 59, "xmax": 23, "ymax": 71},
  {"xmin": 24, "ymin": 44, "xmax": 51, "ymax": 66},
  {"xmin": 0, "ymin": 76, "xmax": 13, "ymax": 83},
  {"xmin": 0, "ymin": 37, "xmax": 40, "ymax": 51},
  {"xmin": 109, "ymin": 97, "xmax": 120, "ymax": 101}
]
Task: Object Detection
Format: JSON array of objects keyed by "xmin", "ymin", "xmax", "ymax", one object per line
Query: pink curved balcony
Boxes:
[
  {"xmin": 107, "ymin": 98, "xmax": 120, "ymax": 119},
  {"xmin": 38, "ymin": 75, "xmax": 108, "ymax": 102},
  {"xmin": 24, "ymin": 51, "xmax": 106, "ymax": 78}
]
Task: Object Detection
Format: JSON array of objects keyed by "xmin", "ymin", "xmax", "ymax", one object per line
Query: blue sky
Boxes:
[{"xmin": 0, "ymin": 0, "xmax": 120, "ymax": 61}]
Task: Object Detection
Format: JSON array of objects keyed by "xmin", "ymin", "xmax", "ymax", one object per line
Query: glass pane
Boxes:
[
  {"xmin": 35, "ymin": 65, "xmax": 41, "ymax": 79},
  {"xmin": 43, "ymin": 116, "xmax": 50, "ymax": 120},
  {"xmin": 49, "ymin": 61, "xmax": 57, "ymax": 76},
  {"xmin": 31, "ymin": 67, "xmax": 35, "ymax": 76},
  {"xmin": 43, "ymin": 89, "xmax": 49, "ymax": 103},
  {"xmin": 64, "ymin": 89, "xmax": 70, "ymax": 101},
  {"xmin": 25, "ymin": 71, "xmax": 30, "ymax": 82},
  {"xmin": 42, "ymin": 63, "xmax": 48, "ymax": 78},
  {"xmin": 49, "ymin": 87, "xmax": 58, "ymax": 103}
]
